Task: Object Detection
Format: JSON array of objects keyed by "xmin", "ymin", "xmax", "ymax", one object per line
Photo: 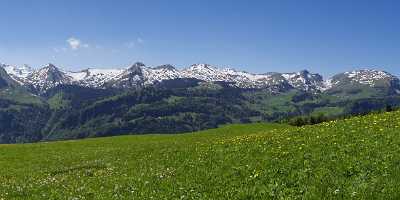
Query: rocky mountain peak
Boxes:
[
  {"xmin": 40, "ymin": 63, "xmax": 61, "ymax": 73},
  {"xmin": 35, "ymin": 64, "xmax": 65, "ymax": 79},
  {"xmin": 187, "ymin": 64, "xmax": 219, "ymax": 72},
  {"xmin": 127, "ymin": 62, "xmax": 145, "ymax": 75},
  {"xmin": 23, "ymin": 64, "xmax": 73, "ymax": 92},
  {"xmin": 153, "ymin": 64, "xmax": 176, "ymax": 71},
  {"xmin": 129, "ymin": 62, "xmax": 145, "ymax": 68},
  {"xmin": 44, "ymin": 63, "xmax": 57, "ymax": 68},
  {"xmin": 280, "ymin": 70, "xmax": 324, "ymax": 92},
  {"xmin": 298, "ymin": 69, "xmax": 310, "ymax": 76}
]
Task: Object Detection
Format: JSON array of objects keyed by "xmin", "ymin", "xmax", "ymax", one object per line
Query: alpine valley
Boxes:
[{"xmin": 1, "ymin": 62, "xmax": 399, "ymax": 143}]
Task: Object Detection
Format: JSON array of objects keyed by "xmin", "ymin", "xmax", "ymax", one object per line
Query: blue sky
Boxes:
[{"xmin": 0, "ymin": 0, "xmax": 399, "ymax": 77}]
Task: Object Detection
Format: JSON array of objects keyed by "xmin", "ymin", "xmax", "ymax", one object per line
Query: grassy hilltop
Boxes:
[{"xmin": 1, "ymin": 111, "xmax": 400, "ymax": 199}]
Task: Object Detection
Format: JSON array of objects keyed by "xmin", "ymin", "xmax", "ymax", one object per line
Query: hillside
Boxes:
[{"xmin": 1, "ymin": 110, "xmax": 400, "ymax": 199}]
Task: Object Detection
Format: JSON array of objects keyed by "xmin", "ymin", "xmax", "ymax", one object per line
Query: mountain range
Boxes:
[
  {"xmin": 1, "ymin": 61, "xmax": 400, "ymax": 144},
  {"xmin": 2, "ymin": 62, "xmax": 399, "ymax": 94}
]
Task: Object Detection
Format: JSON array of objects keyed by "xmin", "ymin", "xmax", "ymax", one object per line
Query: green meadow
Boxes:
[{"xmin": 1, "ymin": 111, "xmax": 400, "ymax": 199}]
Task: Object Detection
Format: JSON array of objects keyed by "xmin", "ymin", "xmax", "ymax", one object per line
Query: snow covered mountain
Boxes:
[
  {"xmin": 325, "ymin": 69, "xmax": 400, "ymax": 89},
  {"xmin": 180, "ymin": 64, "xmax": 323, "ymax": 91},
  {"xmin": 68, "ymin": 68, "xmax": 124, "ymax": 88},
  {"xmin": 24, "ymin": 64, "xmax": 74, "ymax": 92},
  {"xmin": 0, "ymin": 62, "xmax": 399, "ymax": 94},
  {"xmin": 2, "ymin": 64, "xmax": 32, "ymax": 79},
  {"xmin": 0, "ymin": 65, "xmax": 21, "ymax": 89},
  {"xmin": 143, "ymin": 64, "xmax": 182, "ymax": 84},
  {"xmin": 282, "ymin": 70, "xmax": 325, "ymax": 92},
  {"xmin": 1, "ymin": 63, "xmax": 33, "ymax": 85}
]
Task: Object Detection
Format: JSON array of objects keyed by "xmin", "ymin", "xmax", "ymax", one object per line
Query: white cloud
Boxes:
[{"xmin": 66, "ymin": 37, "xmax": 89, "ymax": 50}]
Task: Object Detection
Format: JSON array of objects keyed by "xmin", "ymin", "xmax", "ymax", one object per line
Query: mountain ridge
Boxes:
[{"xmin": 1, "ymin": 62, "xmax": 399, "ymax": 94}]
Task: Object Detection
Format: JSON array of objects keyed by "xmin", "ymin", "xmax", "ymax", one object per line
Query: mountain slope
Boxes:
[
  {"xmin": 0, "ymin": 66, "xmax": 49, "ymax": 143},
  {"xmin": 0, "ymin": 65, "xmax": 22, "ymax": 89},
  {"xmin": 40, "ymin": 85, "xmax": 249, "ymax": 140}
]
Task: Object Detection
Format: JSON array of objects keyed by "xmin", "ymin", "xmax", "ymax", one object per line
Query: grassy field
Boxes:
[{"xmin": 1, "ymin": 111, "xmax": 400, "ymax": 199}]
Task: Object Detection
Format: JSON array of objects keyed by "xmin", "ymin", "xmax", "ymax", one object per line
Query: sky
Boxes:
[{"xmin": 0, "ymin": 0, "xmax": 399, "ymax": 77}]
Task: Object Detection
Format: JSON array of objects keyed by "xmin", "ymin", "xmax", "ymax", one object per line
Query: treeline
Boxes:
[{"xmin": 286, "ymin": 102, "xmax": 400, "ymax": 127}]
